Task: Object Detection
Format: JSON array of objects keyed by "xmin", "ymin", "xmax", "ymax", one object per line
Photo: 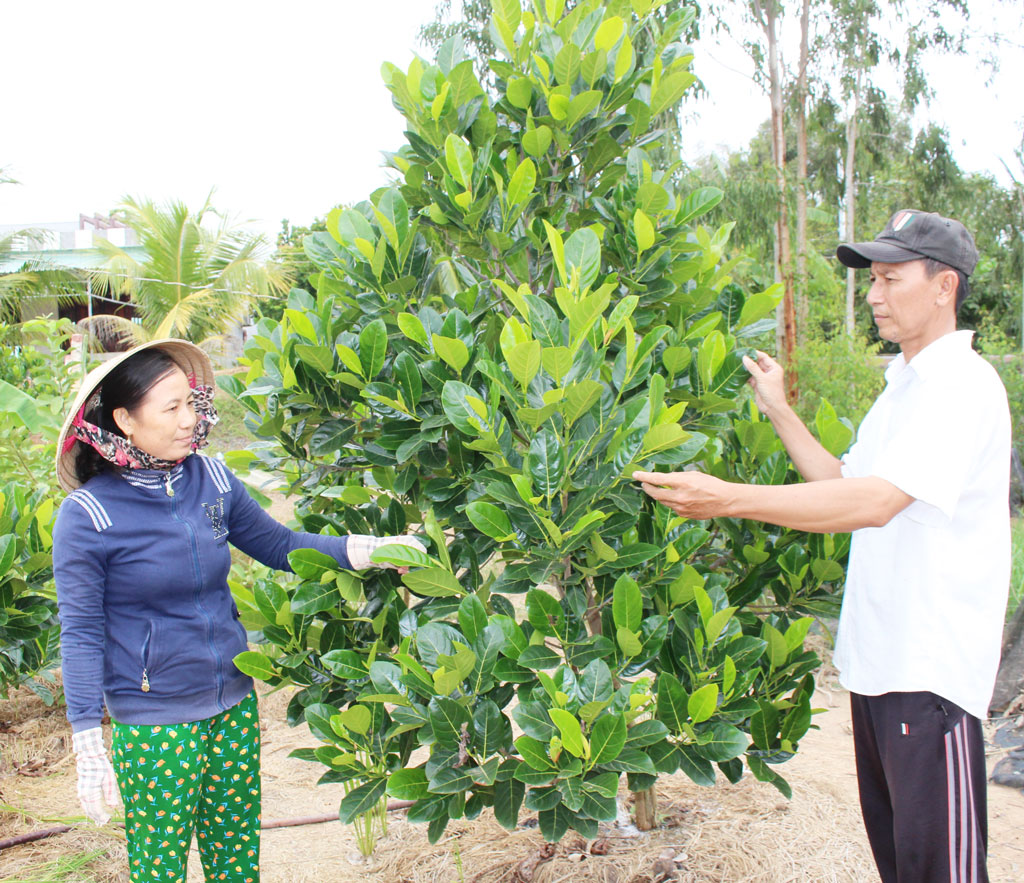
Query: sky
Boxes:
[{"xmin": 2, "ymin": 0, "xmax": 1021, "ymax": 243}]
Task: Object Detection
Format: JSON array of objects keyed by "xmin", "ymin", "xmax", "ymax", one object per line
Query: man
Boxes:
[{"xmin": 635, "ymin": 209, "xmax": 1011, "ymax": 883}]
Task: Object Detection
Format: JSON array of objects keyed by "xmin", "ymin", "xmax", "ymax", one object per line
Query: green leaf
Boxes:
[
  {"xmin": 542, "ymin": 220, "xmax": 566, "ymax": 285},
  {"xmin": 321, "ymin": 649, "xmax": 367, "ymax": 680},
  {"xmin": 529, "ymin": 429, "xmax": 566, "ymax": 498},
  {"xmin": 612, "ymin": 575, "xmax": 642, "ymax": 632},
  {"xmin": 750, "ymin": 700, "xmax": 779, "ymax": 750},
  {"xmin": 294, "ymin": 344, "xmax": 333, "ymax": 374},
  {"xmin": 616, "ymin": 627, "xmax": 642, "ymax": 657},
  {"xmin": 576, "ymin": 659, "xmax": 613, "ymax": 705},
  {"xmin": 291, "ymin": 580, "xmax": 340, "ymax": 615},
  {"xmin": 232, "ymin": 651, "xmax": 277, "ymax": 681},
  {"xmin": 402, "ymin": 568, "xmax": 465, "ymax": 598},
  {"xmin": 339, "ymin": 777, "xmax": 387, "ymax": 824},
  {"xmin": 491, "ymin": 0, "xmax": 521, "ymax": 31},
  {"xmin": 358, "ymin": 318, "xmax": 388, "ymax": 380},
  {"xmin": 593, "ymin": 16, "xmax": 624, "ymax": 51},
  {"xmin": 564, "ymin": 228, "xmax": 601, "ymax": 291},
  {"xmin": 548, "ymin": 708, "xmax": 585, "ymax": 758},
  {"xmin": 444, "ymin": 133, "xmax": 474, "ymax": 189},
  {"xmin": 458, "ymin": 594, "xmax": 489, "ymax": 644},
  {"xmin": 677, "ymin": 186, "xmax": 725, "ymax": 226},
  {"xmin": 430, "ymin": 697, "xmax": 472, "ymax": 748},
  {"xmin": 517, "ymin": 646, "xmax": 561, "ymax": 669},
  {"xmin": 506, "ymin": 76, "xmax": 533, "ymax": 109},
  {"xmin": 493, "ymin": 777, "xmax": 526, "ymax": 830},
  {"xmin": 398, "ymin": 312, "xmax": 429, "ymax": 347},
  {"xmin": 466, "ymin": 500, "xmax": 514, "ymax": 540},
  {"xmin": 694, "ymin": 722, "xmax": 748, "ymax": 762},
  {"xmin": 677, "ymin": 744, "xmax": 716, "ymax": 786},
  {"xmin": 688, "ymin": 683, "xmax": 718, "ymax": 724},
  {"xmin": 0, "ymin": 379, "xmax": 50, "ymax": 432},
  {"xmin": 515, "ymin": 735, "xmax": 555, "ymax": 770},
  {"xmin": 562, "ymin": 380, "xmax": 603, "ymax": 425},
  {"xmin": 566, "ymin": 90, "xmax": 602, "ymax": 130},
  {"xmin": 538, "ymin": 804, "xmax": 572, "ymax": 842},
  {"xmin": 649, "ymin": 69, "xmax": 696, "ymax": 117},
  {"xmin": 288, "ymin": 547, "xmax": 339, "ymax": 581},
  {"xmin": 507, "ymin": 157, "xmax": 537, "ymax": 205},
  {"xmin": 333, "ymin": 704, "xmax": 372, "ymax": 736},
  {"xmin": 388, "ymin": 768, "xmax": 429, "ymax": 800},
  {"xmin": 656, "ymin": 673, "xmax": 689, "ymax": 734},
  {"xmin": 394, "ymin": 351, "xmax": 423, "ymax": 408},
  {"xmin": 508, "ymin": 339, "xmax": 541, "ymax": 390},
  {"xmin": 513, "ymin": 700, "xmax": 557, "ymax": 741},
  {"xmin": 473, "ymin": 700, "xmax": 508, "ymax": 757},
  {"xmin": 369, "ymin": 542, "xmax": 434, "ymax": 570},
  {"xmin": 633, "ymin": 209, "xmax": 655, "ymax": 257},
  {"xmin": 442, "ymin": 380, "xmax": 488, "ymax": 435},
  {"xmin": 523, "ymin": 125, "xmax": 552, "ymax": 157},
  {"xmin": 747, "ymin": 755, "xmax": 793, "ymax": 799},
  {"xmin": 600, "ymin": 747, "xmax": 656, "ymax": 774},
  {"xmin": 432, "ymin": 334, "xmax": 470, "ymax": 373},
  {"xmin": 556, "ymin": 776, "xmax": 585, "ymax": 812},
  {"xmin": 738, "ymin": 284, "xmax": 783, "ymax": 328},
  {"xmin": 590, "ymin": 713, "xmax": 627, "ymax": 764}
]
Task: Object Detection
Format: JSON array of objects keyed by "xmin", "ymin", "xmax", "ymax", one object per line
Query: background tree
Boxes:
[
  {"xmin": 1, "ymin": 169, "xmax": 84, "ymax": 324},
  {"xmin": 91, "ymin": 194, "xmax": 291, "ymax": 342}
]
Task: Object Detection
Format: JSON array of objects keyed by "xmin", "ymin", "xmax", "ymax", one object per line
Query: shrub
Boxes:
[{"xmin": 225, "ymin": 0, "xmax": 852, "ymax": 845}]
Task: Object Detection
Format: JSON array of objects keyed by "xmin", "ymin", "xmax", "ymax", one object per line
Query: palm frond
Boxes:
[{"xmin": 76, "ymin": 314, "xmax": 149, "ymax": 352}]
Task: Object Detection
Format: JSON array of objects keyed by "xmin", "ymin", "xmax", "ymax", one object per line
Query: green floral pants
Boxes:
[{"xmin": 111, "ymin": 690, "xmax": 261, "ymax": 882}]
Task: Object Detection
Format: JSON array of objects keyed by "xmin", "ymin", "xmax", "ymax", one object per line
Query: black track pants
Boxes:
[{"xmin": 850, "ymin": 691, "xmax": 988, "ymax": 883}]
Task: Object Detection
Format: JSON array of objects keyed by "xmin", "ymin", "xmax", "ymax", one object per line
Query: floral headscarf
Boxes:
[{"xmin": 61, "ymin": 374, "xmax": 219, "ymax": 471}]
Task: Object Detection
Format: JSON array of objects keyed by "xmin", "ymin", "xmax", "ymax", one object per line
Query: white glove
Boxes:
[
  {"xmin": 72, "ymin": 727, "xmax": 121, "ymax": 825},
  {"xmin": 346, "ymin": 534, "xmax": 428, "ymax": 570}
]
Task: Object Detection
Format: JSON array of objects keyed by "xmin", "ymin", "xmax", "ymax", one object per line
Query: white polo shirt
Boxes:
[{"xmin": 835, "ymin": 330, "xmax": 1011, "ymax": 719}]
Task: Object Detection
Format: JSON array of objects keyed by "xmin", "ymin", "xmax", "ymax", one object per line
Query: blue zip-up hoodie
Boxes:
[{"xmin": 53, "ymin": 453, "xmax": 351, "ymax": 732}]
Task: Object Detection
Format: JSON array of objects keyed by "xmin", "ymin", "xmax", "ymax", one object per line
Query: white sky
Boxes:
[{"xmin": 2, "ymin": 0, "xmax": 1021, "ymax": 242}]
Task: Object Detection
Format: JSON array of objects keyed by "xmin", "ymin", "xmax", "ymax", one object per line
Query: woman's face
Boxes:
[{"xmin": 114, "ymin": 367, "xmax": 198, "ymax": 461}]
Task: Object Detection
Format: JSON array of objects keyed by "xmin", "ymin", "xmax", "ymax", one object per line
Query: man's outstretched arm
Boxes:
[
  {"xmin": 633, "ymin": 470, "xmax": 913, "ymax": 534},
  {"xmin": 743, "ymin": 351, "xmax": 843, "ymax": 482}
]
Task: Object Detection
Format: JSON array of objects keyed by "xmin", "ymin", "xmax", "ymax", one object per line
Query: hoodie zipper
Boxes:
[
  {"xmin": 140, "ymin": 623, "xmax": 154, "ymax": 692},
  {"xmin": 168, "ymin": 477, "xmax": 227, "ymax": 710}
]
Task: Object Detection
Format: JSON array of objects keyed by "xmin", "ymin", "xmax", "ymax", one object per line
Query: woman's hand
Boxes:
[
  {"xmin": 72, "ymin": 727, "xmax": 121, "ymax": 825},
  {"xmin": 346, "ymin": 534, "xmax": 428, "ymax": 573}
]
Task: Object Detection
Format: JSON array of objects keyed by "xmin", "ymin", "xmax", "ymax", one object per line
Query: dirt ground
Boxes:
[{"xmin": 2, "ymin": 655, "xmax": 1023, "ymax": 883}]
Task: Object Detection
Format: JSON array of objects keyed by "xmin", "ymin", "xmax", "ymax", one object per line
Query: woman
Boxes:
[{"xmin": 53, "ymin": 338, "xmax": 423, "ymax": 882}]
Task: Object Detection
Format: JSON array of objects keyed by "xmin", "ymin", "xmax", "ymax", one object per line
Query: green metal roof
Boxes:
[{"xmin": 0, "ymin": 245, "xmax": 147, "ymax": 273}]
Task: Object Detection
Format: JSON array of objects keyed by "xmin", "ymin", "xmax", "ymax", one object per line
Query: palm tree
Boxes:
[
  {"xmin": 1, "ymin": 171, "xmax": 85, "ymax": 323},
  {"xmin": 90, "ymin": 194, "xmax": 291, "ymax": 342}
]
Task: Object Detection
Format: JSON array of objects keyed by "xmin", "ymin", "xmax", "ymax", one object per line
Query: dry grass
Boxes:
[{"xmin": 3, "ymin": 660, "xmax": 1023, "ymax": 883}]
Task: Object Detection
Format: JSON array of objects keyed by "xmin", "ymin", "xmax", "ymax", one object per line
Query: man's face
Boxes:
[{"xmin": 865, "ymin": 260, "xmax": 953, "ymax": 347}]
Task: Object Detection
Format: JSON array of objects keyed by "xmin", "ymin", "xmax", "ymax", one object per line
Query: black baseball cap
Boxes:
[{"xmin": 836, "ymin": 209, "xmax": 978, "ymax": 276}]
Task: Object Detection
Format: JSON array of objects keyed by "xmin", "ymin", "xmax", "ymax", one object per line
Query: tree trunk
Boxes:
[
  {"xmin": 764, "ymin": 0, "xmax": 796, "ymax": 387},
  {"xmin": 990, "ymin": 599, "xmax": 1024, "ymax": 714},
  {"xmin": 795, "ymin": 0, "xmax": 810, "ymax": 347},
  {"xmin": 843, "ymin": 74, "xmax": 861, "ymax": 336},
  {"xmin": 633, "ymin": 785, "xmax": 658, "ymax": 831}
]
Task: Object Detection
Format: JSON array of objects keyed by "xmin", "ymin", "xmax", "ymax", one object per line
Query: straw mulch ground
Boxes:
[{"xmin": 3, "ymin": 663, "xmax": 1023, "ymax": 882}]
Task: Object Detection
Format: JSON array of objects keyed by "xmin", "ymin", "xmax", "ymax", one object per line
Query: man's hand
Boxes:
[
  {"xmin": 633, "ymin": 470, "xmax": 736, "ymax": 520},
  {"xmin": 742, "ymin": 350, "xmax": 788, "ymax": 417}
]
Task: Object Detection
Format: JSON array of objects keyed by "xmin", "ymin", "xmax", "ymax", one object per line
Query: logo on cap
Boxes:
[{"xmin": 892, "ymin": 211, "xmax": 915, "ymax": 232}]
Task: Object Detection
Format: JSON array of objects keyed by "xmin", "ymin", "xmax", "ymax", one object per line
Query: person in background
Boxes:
[
  {"xmin": 635, "ymin": 210, "xmax": 1010, "ymax": 883},
  {"xmin": 53, "ymin": 338, "xmax": 424, "ymax": 883}
]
